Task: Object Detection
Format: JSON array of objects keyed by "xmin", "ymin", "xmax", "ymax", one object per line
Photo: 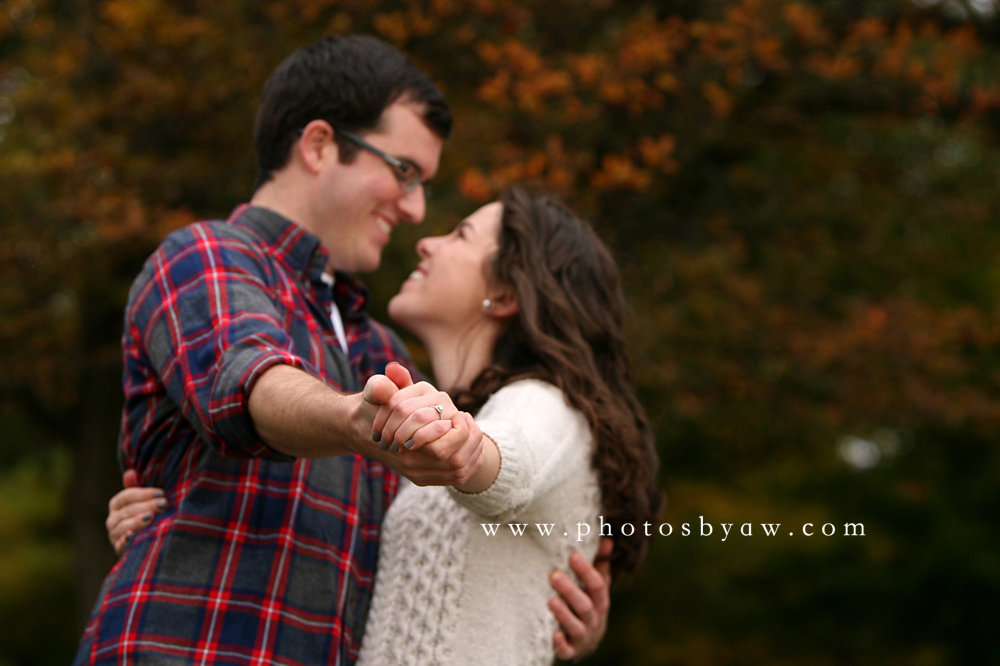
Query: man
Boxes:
[{"xmin": 75, "ymin": 35, "xmax": 607, "ymax": 665}]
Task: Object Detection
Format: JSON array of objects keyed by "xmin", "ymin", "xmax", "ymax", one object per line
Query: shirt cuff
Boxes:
[{"xmin": 210, "ymin": 345, "xmax": 306, "ymax": 462}]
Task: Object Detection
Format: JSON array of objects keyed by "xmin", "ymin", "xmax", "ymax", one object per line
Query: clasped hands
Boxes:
[{"xmin": 362, "ymin": 362, "xmax": 484, "ymax": 487}]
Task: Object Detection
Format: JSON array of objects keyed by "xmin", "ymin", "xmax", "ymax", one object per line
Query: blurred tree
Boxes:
[{"xmin": 2, "ymin": 0, "xmax": 1000, "ymax": 663}]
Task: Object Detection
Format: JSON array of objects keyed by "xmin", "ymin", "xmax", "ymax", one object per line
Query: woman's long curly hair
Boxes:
[{"xmin": 452, "ymin": 186, "xmax": 663, "ymax": 579}]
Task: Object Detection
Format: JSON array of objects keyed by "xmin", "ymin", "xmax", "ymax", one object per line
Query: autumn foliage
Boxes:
[{"xmin": 2, "ymin": 0, "xmax": 1000, "ymax": 663}]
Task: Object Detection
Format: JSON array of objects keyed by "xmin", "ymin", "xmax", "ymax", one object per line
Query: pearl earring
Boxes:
[{"xmin": 482, "ymin": 299, "xmax": 492, "ymax": 308}]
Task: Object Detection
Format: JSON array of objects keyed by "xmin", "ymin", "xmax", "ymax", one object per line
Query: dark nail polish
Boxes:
[
  {"xmin": 378, "ymin": 439, "xmax": 388, "ymax": 451},
  {"xmin": 153, "ymin": 490, "xmax": 164, "ymax": 498},
  {"xmin": 142, "ymin": 513, "xmax": 152, "ymax": 522},
  {"xmin": 404, "ymin": 439, "xmax": 414, "ymax": 450},
  {"xmin": 389, "ymin": 442, "xmax": 399, "ymax": 453},
  {"xmin": 156, "ymin": 500, "xmax": 168, "ymax": 510},
  {"xmin": 372, "ymin": 431, "xmax": 381, "ymax": 443}
]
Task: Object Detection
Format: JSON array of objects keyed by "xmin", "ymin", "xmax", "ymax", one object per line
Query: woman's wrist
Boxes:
[{"xmin": 453, "ymin": 433, "xmax": 500, "ymax": 494}]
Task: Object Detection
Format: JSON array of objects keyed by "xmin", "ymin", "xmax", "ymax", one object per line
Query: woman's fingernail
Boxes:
[
  {"xmin": 378, "ymin": 439, "xmax": 388, "ymax": 451},
  {"xmin": 142, "ymin": 513, "xmax": 152, "ymax": 523},
  {"xmin": 156, "ymin": 500, "xmax": 168, "ymax": 510},
  {"xmin": 372, "ymin": 431, "xmax": 381, "ymax": 443},
  {"xmin": 153, "ymin": 490, "xmax": 164, "ymax": 498},
  {"xmin": 389, "ymin": 442, "xmax": 399, "ymax": 453},
  {"xmin": 404, "ymin": 439, "xmax": 414, "ymax": 450}
]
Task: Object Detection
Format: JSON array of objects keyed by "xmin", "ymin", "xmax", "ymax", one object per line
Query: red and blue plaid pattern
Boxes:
[{"xmin": 74, "ymin": 205, "xmax": 418, "ymax": 665}]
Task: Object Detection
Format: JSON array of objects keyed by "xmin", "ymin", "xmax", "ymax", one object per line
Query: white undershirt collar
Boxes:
[{"xmin": 320, "ymin": 272, "xmax": 349, "ymax": 355}]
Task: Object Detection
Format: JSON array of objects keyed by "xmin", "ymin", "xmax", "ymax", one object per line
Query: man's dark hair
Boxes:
[{"xmin": 252, "ymin": 35, "xmax": 452, "ymax": 190}]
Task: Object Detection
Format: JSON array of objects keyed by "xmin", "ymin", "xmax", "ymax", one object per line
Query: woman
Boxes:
[{"xmin": 107, "ymin": 187, "xmax": 663, "ymax": 665}]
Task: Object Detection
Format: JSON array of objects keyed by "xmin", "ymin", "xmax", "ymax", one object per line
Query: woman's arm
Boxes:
[
  {"xmin": 106, "ymin": 470, "xmax": 169, "ymax": 556},
  {"xmin": 452, "ymin": 422, "xmax": 501, "ymax": 494}
]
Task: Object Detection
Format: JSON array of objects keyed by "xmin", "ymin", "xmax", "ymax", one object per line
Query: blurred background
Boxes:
[{"xmin": 2, "ymin": 0, "xmax": 1000, "ymax": 663}]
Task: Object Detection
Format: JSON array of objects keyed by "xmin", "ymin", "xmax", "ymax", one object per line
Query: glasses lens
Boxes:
[
  {"xmin": 402, "ymin": 170, "xmax": 422, "ymax": 193},
  {"xmin": 338, "ymin": 127, "xmax": 422, "ymax": 192}
]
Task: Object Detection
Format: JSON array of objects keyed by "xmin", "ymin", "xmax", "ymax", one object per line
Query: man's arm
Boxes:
[
  {"xmin": 549, "ymin": 538, "xmax": 613, "ymax": 660},
  {"xmin": 248, "ymin": 364, "xmax": 484, "ymax": 486},
  {"xmin": 246, "ymin": 364, "xmax": 368, "ymax": 458}
]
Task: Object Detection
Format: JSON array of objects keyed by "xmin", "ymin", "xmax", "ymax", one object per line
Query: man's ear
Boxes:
[
  {"xmin": 297, "ymin": 120, "xmax": 336, "ymax": 174},
  {"xmin": 484, "ymin": 288, "xmax": 518, "ymax": 318}
]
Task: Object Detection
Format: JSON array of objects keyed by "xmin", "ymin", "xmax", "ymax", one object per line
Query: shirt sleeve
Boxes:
[
  {"xmin": 447, "ymin": 380, "xmax": 592, "ymax": 521},
  {"xmin": 127, "ymin": 223, "xmax": 308, "ymax": 461}
]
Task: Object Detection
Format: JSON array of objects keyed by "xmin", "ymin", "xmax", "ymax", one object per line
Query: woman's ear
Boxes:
[{"xmin": 483, "ymin": 289, "xmax": 518, "ymax": 318}]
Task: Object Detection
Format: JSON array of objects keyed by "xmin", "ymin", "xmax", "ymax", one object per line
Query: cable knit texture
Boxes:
[{"xmin": 356, "ymin": 379, "xmax": 602, "ymax": 666}]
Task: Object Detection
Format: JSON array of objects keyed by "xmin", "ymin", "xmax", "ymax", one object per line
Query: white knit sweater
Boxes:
[{"xmin": 355, "ymin": 379, "xmax": 602, "ymax": 666}]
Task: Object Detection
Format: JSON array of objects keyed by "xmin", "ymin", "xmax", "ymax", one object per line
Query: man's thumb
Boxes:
[{"xmin": 363, "ymin": 374, "xmax": 397, "ymax": 406}]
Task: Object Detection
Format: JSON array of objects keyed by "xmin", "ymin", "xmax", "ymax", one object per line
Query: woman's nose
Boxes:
[{"xmin": 416, "ymin": 236, "xmax": 433, "ymax": 258}]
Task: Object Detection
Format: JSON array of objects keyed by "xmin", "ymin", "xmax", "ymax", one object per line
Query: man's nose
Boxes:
[{"xmin": 398, "ymin": 184, "xmax": 426, "ymax": 224}]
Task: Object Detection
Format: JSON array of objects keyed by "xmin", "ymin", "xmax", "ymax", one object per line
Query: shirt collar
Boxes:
[
  {"xmin": 229, "ymin": 204, "xmax": 369, "ymax": 317},
  {"xmin": 229, "ymin": 204, "xmax": 329, "ymax": 285}
]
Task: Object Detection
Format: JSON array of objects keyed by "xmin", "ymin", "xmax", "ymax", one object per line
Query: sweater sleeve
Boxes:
[{"xmin": 447, "ymin": 379, "xmax": 592, "ymax": 521}]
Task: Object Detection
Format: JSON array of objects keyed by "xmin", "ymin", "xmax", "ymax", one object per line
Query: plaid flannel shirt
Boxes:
[{"xmin": 74, "ymin": 205, "xmax": 419, "ymax": 666}]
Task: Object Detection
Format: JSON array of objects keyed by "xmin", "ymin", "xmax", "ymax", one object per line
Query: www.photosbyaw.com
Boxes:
[{"xmin": 481, "ymin": 516, "xmax": 866, "ymax": 542}]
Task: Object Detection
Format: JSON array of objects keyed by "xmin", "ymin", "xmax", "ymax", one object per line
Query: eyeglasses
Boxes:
[{"xmin": 334, "ymin": 127, "xmax": 424, "ymax": 193}]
